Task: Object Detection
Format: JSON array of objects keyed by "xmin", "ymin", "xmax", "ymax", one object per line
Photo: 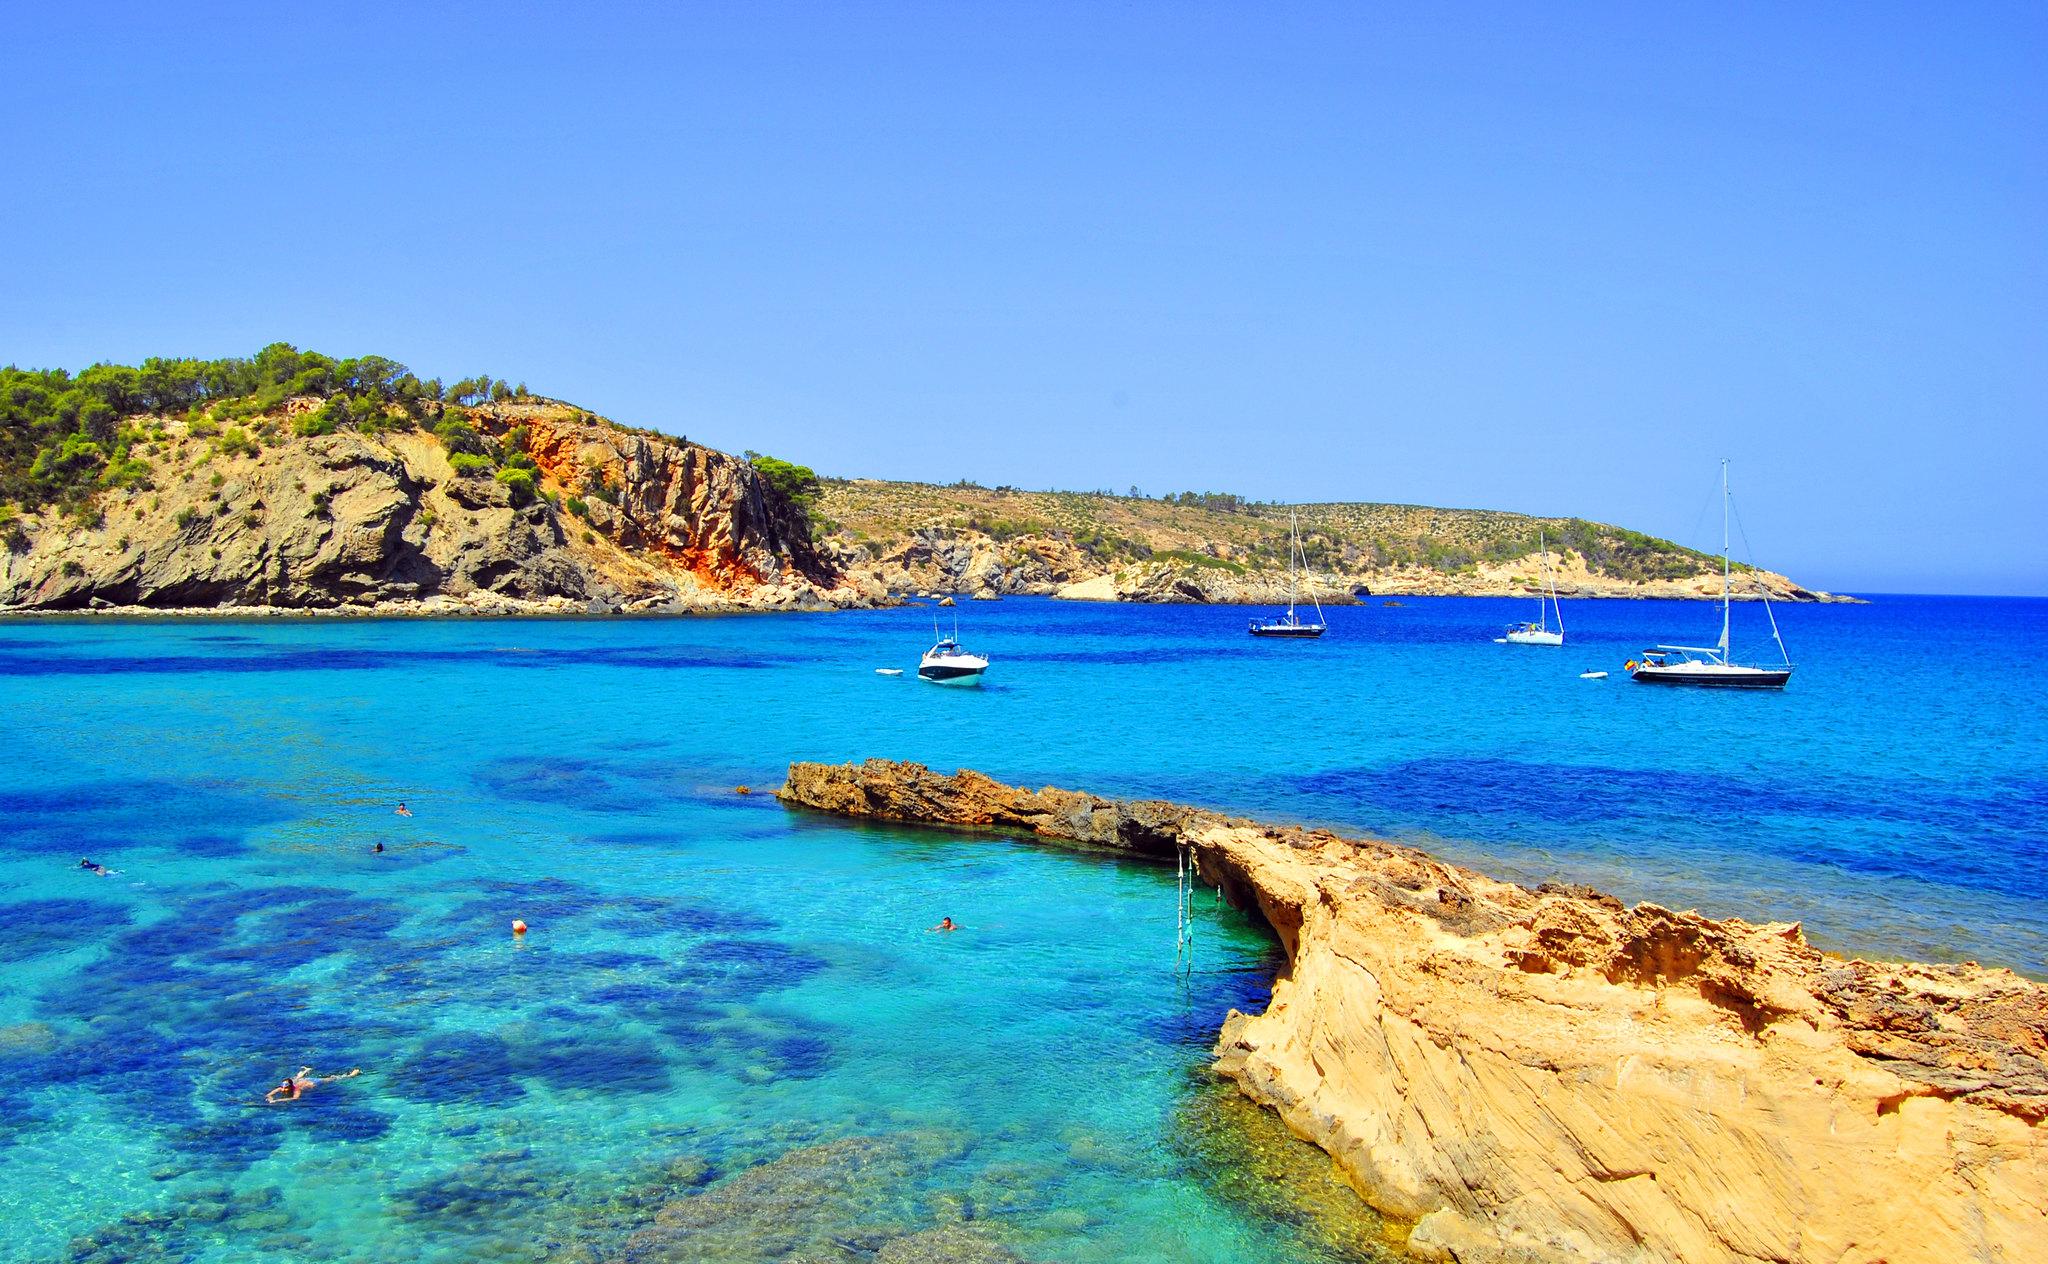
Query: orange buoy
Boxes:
[{"xmin": 511, "ymin": 919, "xmax": 528, "ymax": 936}]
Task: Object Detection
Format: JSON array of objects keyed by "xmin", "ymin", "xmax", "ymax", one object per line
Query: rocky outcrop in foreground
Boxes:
[
  {"xmin": 1, "ymin": 403, "xmax": 876, "ymax": 614},
  {"xmin": 779, "ymin": 759, "xmax": 2047, "ymax": 1264}
]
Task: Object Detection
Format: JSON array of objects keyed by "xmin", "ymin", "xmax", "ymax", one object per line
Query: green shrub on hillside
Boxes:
[
  {"xmin": 495, "ymin": 466, "xmax": 537, "ymax": 506},
  {"xmin": 449, "ymin": 453, "xmax": 493, "ymax": 478},
  {"xmin": 214, "ymin": 427, "xmax": 260, "ymax": 458},
  {"xmin": 0, "ymin": 343, "xmax": 469, "ymax": 513},
  {"xmin": 1154, "ymin": 549, "xmax": 1246, "ymax": 574},
  {"xmin": 744, "ymin": 451, "xmax": 820, "ymax": 510},
  {"xmin": 434, "ymin": 413, "xmax": 488, "ymax": 456}
]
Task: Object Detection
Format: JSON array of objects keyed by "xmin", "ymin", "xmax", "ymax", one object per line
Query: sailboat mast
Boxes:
[
  {"xmin": 1719, "ymin": 459, "xmax": 1731, "ymax": 655},
  {"xmin": 1288, "ymin": 511, "xmax": 1300, "ymax": 618},
  {"xmin": 1541, "ymin": 528, "xmax": 1562, "ymax": 634}
]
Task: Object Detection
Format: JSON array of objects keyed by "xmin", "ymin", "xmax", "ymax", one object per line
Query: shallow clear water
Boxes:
[{"xmin": 1, "ymin": 594, "xmax": 2043, "ymax": 1262}]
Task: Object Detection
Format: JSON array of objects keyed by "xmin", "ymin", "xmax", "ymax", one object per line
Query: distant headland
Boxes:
[{"xmin": 0, "ymin": 345, "xmax": 1848, "ymax": 614}]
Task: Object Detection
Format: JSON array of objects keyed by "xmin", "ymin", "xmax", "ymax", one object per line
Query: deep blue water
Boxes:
[{"xmin": 1, "ymin": 594, "xmax": 2043, "ymax": 1262}]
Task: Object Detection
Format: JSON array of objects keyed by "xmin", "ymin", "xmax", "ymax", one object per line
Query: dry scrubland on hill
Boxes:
[
  {"xmin": 813, "ymin": 478, "xmax": 1847, "ymax": 604},
  {"xmin": 0, "ymin": 345, "xmax": 1842, "ymax": 613}
]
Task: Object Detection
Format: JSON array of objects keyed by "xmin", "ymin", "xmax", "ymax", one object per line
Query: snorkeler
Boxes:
[
  {"xmin": 264, "ymin": 1066, "xmax": 361, "ymax": 1104},
  {"xmin": 929, "ymin": 917, "xmax": 958, "ymax": 932},
  {"xmin": 394, "ymin": 803, "xmax": 413, "ymax": 817},
  {"xmin": 78, "ymin": 858, "xmax": 112, "ymax": 876}
]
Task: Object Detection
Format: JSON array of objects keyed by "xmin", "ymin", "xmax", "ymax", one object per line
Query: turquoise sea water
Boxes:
[{"xmin": 2, "ymin": 595, "xmax": 2044, "ymax": 1262}]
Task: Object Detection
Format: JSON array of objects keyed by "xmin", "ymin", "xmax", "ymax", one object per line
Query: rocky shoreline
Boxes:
[{"xmin": 777, "ymin": 759, "xmax": 2047, "ymax": 1264}]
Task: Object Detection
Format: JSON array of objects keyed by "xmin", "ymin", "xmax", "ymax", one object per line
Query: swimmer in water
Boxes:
[
  {"xmin": 264, "ymin": 1066, "xmax": 360, "ymax": 1104},
  {"xmin": 394, "ymin": 803, "xmax": 413, "ymax": 817},
  {"xmin": 929, "ymin": 917, "xmax": 958, "ymax": 933},
  {"xmin": 78, "ymin": 858, "xmax": 111, "ymax": 876},
  {"xmin": 372, "ymin": 842, "xmax": 385, "ymax": 854}
]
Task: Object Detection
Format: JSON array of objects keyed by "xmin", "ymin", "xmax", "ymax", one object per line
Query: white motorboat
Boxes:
[
  {"xmin": 1502, "ymin": 530, "xmax": 1564, "ymax": 645},
  {"xmin": 1628, "ymin": 460, "xmax": 1794, "ymax": 690},
  {"xmin": 918, "ymin": 623, "xmax": 988, "ymax": 685}
]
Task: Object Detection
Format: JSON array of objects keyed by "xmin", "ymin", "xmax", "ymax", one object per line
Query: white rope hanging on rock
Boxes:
[{"xmin": 1175, "ymin": 839, "xmax": 1195, "ymax": 979}]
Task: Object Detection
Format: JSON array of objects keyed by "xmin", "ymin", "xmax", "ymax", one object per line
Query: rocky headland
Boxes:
[
  {"xmin": 1, "ymin": 399, "xmax": 875, "ymax": 615},
  {"xmin": 778, "ymin": 759, "xmax": 2046, "ymax": 1264}
]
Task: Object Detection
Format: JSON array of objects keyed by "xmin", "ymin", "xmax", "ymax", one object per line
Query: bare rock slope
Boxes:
[
  {"xmin": 1, "ymin": 403, "xmax": 872, "ymax": 614},
  {"xmin": 778, "ymin": 758, "xmax": 2046, "ymax": 1264}
]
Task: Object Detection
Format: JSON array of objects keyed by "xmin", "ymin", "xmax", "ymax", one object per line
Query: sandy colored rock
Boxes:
[{"xmin": 778, "ymin": 759, "xmax": 2048, "ymax": 1264}]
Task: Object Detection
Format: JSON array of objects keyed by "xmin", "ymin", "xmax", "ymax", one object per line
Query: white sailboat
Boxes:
[
  {"xmin": 1502, "ymin": 530, "xmax": 1564, "ymax": 646},
  {"xmin": 1249, "ymin": 512, "xmax": 1326, "ymax": 638},
  {"xmin": 1628, "ymin": 460, "xmax": 1794, "ymax": 689}
]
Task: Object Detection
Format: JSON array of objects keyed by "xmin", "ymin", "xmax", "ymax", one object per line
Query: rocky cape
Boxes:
[
  {"xmin": 0, "ymin": 402, "xmax": 879, "ymax": 615},
  {"xmin": 816, "ymin": 480, "xmax": 1852, "ymax": 603},
  {"xmin": 778, "ymin": 759, "xmax": 2045, "ymax": 1264}
]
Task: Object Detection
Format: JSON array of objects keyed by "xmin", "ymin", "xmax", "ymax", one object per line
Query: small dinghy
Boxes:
[
  {"xmin": 875, "ymin": 668, "xmax": 903, "ymax": 676},
  {"xmin": 1580, "ymin": 670, "xmax": 1608, "ymax": 680}
]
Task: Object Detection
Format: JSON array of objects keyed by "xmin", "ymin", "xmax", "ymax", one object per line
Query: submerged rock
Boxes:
[
  {"xmin": 611, "ymin": 1131, "xmax": 1031, "ymax": 1264},
  {"xmin": 778, "ymin": 758, "xmax": 2048, "ymax": 1264}
]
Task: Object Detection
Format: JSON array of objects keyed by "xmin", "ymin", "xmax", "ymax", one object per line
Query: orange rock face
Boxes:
[
  {"xmin": 476, "ymin": 407, "xmax": 832, "ymax": 598},
  {"xmin": 778, "ymin": 758, "xmax": 2048, "ymax": 1264}
]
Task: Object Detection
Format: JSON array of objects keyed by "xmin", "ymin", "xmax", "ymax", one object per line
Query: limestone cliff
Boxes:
[
  {"xmin": 777, "ymin": 759, "xmax": 2047, "ymax": 1264},
  {"xmin": 0, "ymin": 402, "xmax": 876, "ymax": 614}
]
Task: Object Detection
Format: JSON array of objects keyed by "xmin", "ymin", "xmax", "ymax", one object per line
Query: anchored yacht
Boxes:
[
  {"xmin": 1501, "ymin": 529, "xmax": 1565, "ymax": 646},
  {"xmin": 1250, "ymin": 512, "xmax": 1327, "ymax": 639},
  {"xmin": 918, "ymin": 625, "xmax": 989, "ymax": 685},
  {"xmin": 1628, "ymin": 460, "xmax": 1794, "ymax": 690}
]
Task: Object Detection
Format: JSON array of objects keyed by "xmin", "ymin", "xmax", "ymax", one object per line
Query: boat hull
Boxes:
[
  {"xmin": 1504, "ymin": 630, "xmax": 1563, "ymax": 646},
  {"xmin": 1630, "ymin": 666, "xmax": 1791, "ymax": 689},
  {"xmin": 1249, "ymin": 626, "xmax": 1324, "ymax": 638},
  {"xmin": 918, "ymin": 663, "xmax": 987, "ymax": 685}
]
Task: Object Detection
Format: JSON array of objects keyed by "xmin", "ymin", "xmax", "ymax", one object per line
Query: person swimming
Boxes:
[
  {"xmin": 372, "ymin": 842, "xmax": 385, "ymax": 854},
  {"xmin": 78, "ymin": 858, "xmax": 111, "ymax": 876},
  {"xmin": 394, "ymin": 803, "xmax": 413, "ymax": 817},
  {"xmin": 264, "ymin": 1066, "xmax": 360, "ymax": 1104},
  {"xmin": 929, "ymin": 917, "xmax": 958, "ymax": 932}
]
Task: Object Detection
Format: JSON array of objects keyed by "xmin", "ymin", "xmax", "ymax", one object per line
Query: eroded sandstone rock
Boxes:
[{"xmin": 777, "ymin": 758, "xmax": 2048, "ymax": 1264}]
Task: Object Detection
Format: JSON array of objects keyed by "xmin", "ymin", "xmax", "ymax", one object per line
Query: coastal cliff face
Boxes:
[
  {"xmin": 0, "ymin": 403, "xmax": 872, "ymax": 614},
  {"xmin": 778, "ymin": 759, "xmax": 2047, "ymax": 1264},
  {"xmin": 816, "ymin": 479, "xmax": 1847, "ymax": 603}
]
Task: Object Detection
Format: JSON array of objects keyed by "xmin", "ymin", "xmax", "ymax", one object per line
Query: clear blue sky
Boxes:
[{"xmin": 3, "ymin": 3, "xmax": 2041, "ymax": 594}]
